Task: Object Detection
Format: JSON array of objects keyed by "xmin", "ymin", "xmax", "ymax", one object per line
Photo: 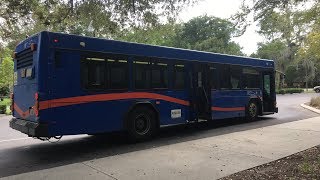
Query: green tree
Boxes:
[
  {"xmin": 118, "ymin": 16, "xmax": 243, "ymax": 56},
  {"xmin": 175, "ymin": 15, "xmax": 243, "ymax": 55},
  {"xmin": 285, "ymin": 65, "xmax": 299, "ymax": 87},
  {"xmin": 0, "ymin": 0, "xmax": 198, "ymax": 47},
  {"xmin": 252, "ymin": 40, "xmax": 288, "ymax": 88},
  {"xmin": 117, "ymin": 23, "xmax": 180, "ymax": 47},
  {"xmin": 233, "ymin": 0, "xmax": 317, "ymax": 68},
  {"xmin": 0, "ymin": 48, "xmax": 14, "ymax": 94},
  {"xmin": 254, "ymin": 40, "xmax": 287, "ymax": 72}
]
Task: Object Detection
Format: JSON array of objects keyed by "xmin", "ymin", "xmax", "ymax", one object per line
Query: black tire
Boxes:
[
  {"xmin": 246, "ymin": 101, "xmax": 259, "ymax": 121},
  {"xmin": 316, "ymin": 89, "xmax": 320, "ymax": 93},
  {"xmin": 126, "ymin": 106, "xmax": 157, "ymax": 142}
]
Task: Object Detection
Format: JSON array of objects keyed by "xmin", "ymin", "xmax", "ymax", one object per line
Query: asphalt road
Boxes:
[{"xmin": 0, "ymin": 93, "xmax": 318, "ymax": 178}]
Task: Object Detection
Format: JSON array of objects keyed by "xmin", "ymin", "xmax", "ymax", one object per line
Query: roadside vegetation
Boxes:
[
  {"xmin": 0, "ymin": 98, "xmax": 11, "ymax": 115},
  {"xmin": 221, "ymin": 146, "xmax": 320, "ymax": 180},
  {"xmin": 276, "ymin": 88, "xmax": 304, "ymax": 94},
  {"xmin": 310, "ymin": 97, "xmax": 320, "ymax": 109}
]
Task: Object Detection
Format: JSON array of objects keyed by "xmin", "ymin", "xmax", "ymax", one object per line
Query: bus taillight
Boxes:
[
  {"xmin": 34, "ymin": 92, "xmax": 39, "ymax": 117},
  {"xmin": 30, "ymin": 43, "xmax": 37, "ymax": 51}
]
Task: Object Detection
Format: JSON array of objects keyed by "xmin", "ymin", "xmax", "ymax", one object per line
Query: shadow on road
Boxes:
[
  {"xmin": 0, "ymin": 116, "xmax": 282, "ymax": 178},
  {"xmin": 1, "ymin": 93, "xmax": 318, "ymax": 177}
]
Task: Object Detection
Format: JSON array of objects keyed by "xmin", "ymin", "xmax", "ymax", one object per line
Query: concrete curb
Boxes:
[{"xmin": 300, "ymin": 103, "xmax": 320, "ymax": 114}]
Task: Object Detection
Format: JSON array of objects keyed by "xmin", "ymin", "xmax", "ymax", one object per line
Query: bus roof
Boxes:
[{"xmin": 25, "ymin": 31, "xmax": 275, "ymax": 68}]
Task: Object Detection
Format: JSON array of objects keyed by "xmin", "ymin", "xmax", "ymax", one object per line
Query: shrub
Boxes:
[
  {"xmin": 276, "ymin": 88, "xmax": 304, "ymax": 94},
  {"xmin": 0, "ymin": 86, "xmax": 10, "ymax": 96},
  {"xmin": 0, "ymin": 105, "xmax": 6, "ymax": 114},
  {"xmin": 310, "ymin": 97, "xmax": 320, "ymax": 108}
]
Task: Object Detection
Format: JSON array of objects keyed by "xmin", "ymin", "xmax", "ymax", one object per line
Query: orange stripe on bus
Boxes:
[
  {"xmin": 211, "ymin": 106, "xmax": 245, "ymax": 112},
  {"xmin": 39, "ymin": 92, "xmax": 190, "ymax": 110},
  {"xmin": 14, "ymin": 103, "xmax": 30, "ymax": 118}
]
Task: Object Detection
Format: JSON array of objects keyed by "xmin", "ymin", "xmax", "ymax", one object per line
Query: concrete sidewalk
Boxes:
[{"xmin": 2, "ymin": 116, "xmax": 320, "ymax": 180}]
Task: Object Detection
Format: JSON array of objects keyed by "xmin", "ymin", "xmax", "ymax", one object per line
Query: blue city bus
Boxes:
[{"xmin": 10, "ymin": 31, "xmax": 278, "ymax": 141}]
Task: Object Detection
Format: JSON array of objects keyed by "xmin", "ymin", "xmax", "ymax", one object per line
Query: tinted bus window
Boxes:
[
  {"xmin": 81, "ymin": 57, "xmax": 106, "ymax": 90},
  {"xmin": 134, "ymin": 61, "xmax": 151, "ymax": 89},
  {"xmin": 220, "ymin": 65, "xmax": 231, "ymax": 89},
  {"xmin": 108, "ymin": 59, "xmax": 128, "ymax": 89},
  {"xmin": 173, "ymin": 64, "xmax": 185, "ymax": 89},
  {"xmin": 243, "ymin": 68, "xmax": 260, "ymax": 89},
  {"xmin": 209, "ymin": 65, "xmax": 219, "ymax": 89},
  {"xmin": 230, "ymin": 65, "xmax": 241, "ymax": 89},
  {"xmin": 152, "ymin": 62, "xmax": 168, "ymax": 89}
]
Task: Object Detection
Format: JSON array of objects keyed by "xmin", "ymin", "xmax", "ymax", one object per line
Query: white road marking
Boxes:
[{"xmin": 0, "ymin": 137, "xmax": 30, "ymax": 143}]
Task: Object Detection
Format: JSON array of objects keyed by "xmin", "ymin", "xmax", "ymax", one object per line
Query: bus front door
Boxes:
[
  {"xmin": 193, "ymin": 64, "xmax": 212, "ymax": 120},
  {"xmin": 262, "ymin": 72, "xmax": 276, "ymax": 113}
]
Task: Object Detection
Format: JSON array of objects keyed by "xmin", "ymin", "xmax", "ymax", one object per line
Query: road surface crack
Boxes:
[{"xmin": 81, "ymin": 162, "xmax": 118, "ymax": 180}]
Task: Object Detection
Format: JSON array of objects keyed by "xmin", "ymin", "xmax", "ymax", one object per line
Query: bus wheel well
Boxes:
[
  {"xmin": 125, "ymin": 103, "xmax": 160, "ymax": 130},
  {"xmin": 249, "ymin": 98, "xmax": 262, "ymax": 115}
]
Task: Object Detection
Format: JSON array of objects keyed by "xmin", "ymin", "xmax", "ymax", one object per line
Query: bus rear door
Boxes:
[{"xmin": 193, "ymin": 64, "xmax": 212, "ymax": 120}]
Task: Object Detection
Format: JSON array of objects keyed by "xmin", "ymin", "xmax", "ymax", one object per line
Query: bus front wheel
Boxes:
[
  {"xmin": 126, "ymin": 106, "xmax": 157, "ymax": 142},
  {"xmin": 246, "ymin": 101, "xmax": 259, "ymax": 121}
]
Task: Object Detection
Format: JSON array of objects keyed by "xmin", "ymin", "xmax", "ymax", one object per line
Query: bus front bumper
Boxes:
[{"xmin": 10, "ymin": 118, "xmax": 49, "ymax": 137}]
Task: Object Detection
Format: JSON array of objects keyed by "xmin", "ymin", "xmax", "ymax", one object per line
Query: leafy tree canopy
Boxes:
[
  {"xmin": 118, "ymin": 15, "xmax": 244, "ymax": 56},
  {"xmin": 0, "ymin": 0, "xmax": 198, "ymax": 47}
]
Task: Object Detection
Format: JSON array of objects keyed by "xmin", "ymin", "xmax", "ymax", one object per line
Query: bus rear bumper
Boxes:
[{"xmin": 10, "ymin": 118, "xmax": 49, "ymax": 137}]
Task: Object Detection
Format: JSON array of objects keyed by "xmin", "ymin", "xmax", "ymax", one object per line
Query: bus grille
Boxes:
[{"xmin": 16, "ymin": 49, "xmax": 33, "ymax": 69}]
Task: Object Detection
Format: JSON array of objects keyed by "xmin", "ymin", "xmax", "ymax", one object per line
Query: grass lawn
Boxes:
[{"xmin": 0, "ymin": 98, "xmax": 11, "ymax": 114}]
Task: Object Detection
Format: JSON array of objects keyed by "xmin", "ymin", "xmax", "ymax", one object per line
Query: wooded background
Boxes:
[{"xmin": 1, "ymin": 0, "xmax": 320, "ymax": 95}]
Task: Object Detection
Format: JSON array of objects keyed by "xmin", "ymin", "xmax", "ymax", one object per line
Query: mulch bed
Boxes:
[{"xmin": 220, "ymin": 146, "xmax": 320, "ymax": 180}]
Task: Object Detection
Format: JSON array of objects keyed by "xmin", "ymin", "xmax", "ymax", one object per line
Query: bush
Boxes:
[
  {"xmin": 0, "ymin": 86, "xmax": 10, "ymax": 96},
  {"xmin": 0, "ymin": 105, "xmax": 6, "ymax": 114},
  {"xmin": 276, "ymin": 88, "xmax": 304, "ymax": 94},
  {"xmin": 310, "ymin": 97, "xmax": 320, "ymax": 108}
]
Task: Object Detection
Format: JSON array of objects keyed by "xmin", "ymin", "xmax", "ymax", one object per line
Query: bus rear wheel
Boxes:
[
  {"xmin": 127, "ymin": 106, "xmax": 156, "ymax": 142},
  {"xmin": 246, "ymin": 101, "xmax": 258, "ymax": 121}
]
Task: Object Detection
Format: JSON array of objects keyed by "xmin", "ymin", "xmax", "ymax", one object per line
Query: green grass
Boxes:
[
  {"xmin": 0, "ymin": 98, "xmax": 11, "ymax": 114},
  {"xmin": 299, "ymin": 162, "xmax": 314, "ymax": 173},
  {"xmin": 0, "ymin": 98, "xmax": 11, "ymax": 106}
]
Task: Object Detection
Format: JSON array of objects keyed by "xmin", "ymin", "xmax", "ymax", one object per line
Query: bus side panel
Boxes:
[
  {"xmin": 47, "ymin": 101, "xmax": 131, "ymax": 135},
  {"xmin": 212, "ymin": 90, "xmax": 248, "ymax": 119},
  {"xmin": 37, "ymin": 32, "xmax": 54, "ymax": 123},
  {"xmin": 45, "ymin": 50, "xmax": 190, "ymax": 136},
  {"xmin": 44, "ymin": 98, "xmax": 190, "ymax": 136},
  {"xmin": 157, "ymin": 91, "xmax": 190, "ymax": 126}
]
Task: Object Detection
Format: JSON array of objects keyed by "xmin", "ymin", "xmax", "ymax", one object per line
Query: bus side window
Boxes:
[
  {"xmin": 242, "ymin": 68, "xmax": 260, "ymax": 89},
  {"xmin": 173, "ymin": 64, "xmax": 185, "ymax": 89},
  {"xmin": 230, "ymin": 65, "xmax": 241, "ymax": 89},
  {"xmin": 220, "ymin": 64, "xmax": 231, "ymax": 89},
  {"xmin": 108, "ymin": 59, "xmax": 128, "ymax": 90},
  {"xmin": 209, "ymin": 64, "xmax": 219, "ymax": 90},
  {"xmin": 134, "ymin": 60, "xmax": 151, "ymax": 89},
  {"xmin": 151, "ymin": 61, "xmax": 168, "ymax": 89},
  {"xmin": 81, "ymin": 57, "xmax": 106, "ymax": 90}
]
